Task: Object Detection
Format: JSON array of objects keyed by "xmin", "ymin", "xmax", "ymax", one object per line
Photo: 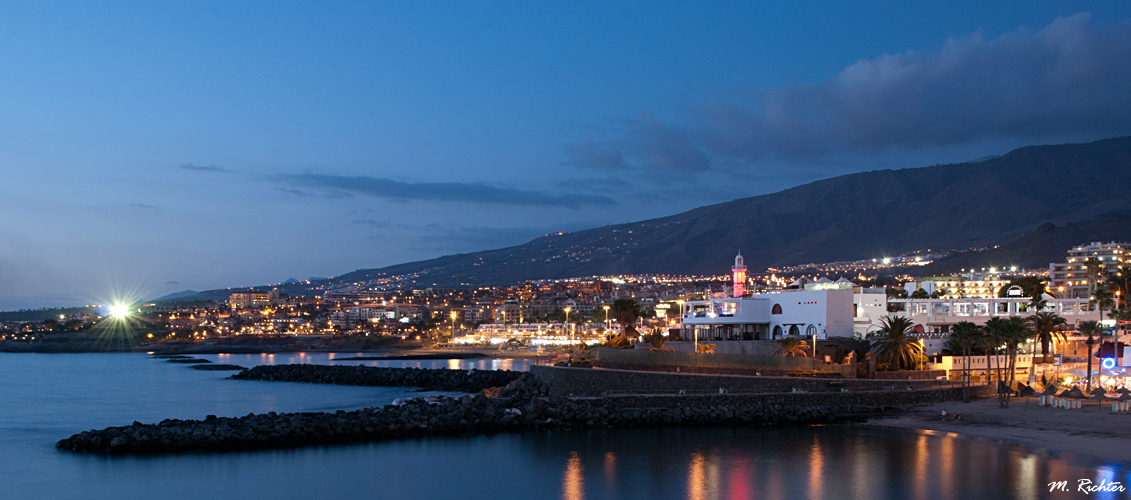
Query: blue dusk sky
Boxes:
[{"xmin": 1, "ymin": 1, "xmax": 1130, "ymax": 309}]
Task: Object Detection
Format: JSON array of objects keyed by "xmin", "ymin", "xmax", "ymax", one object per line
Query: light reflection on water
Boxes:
[
  {"xmin": 3, "ymin": 353, "xmax": 1131, "ymax": 500},
  {"xmin": 206, "ymin": 352, "xmax": 532, "ymax": 371}
]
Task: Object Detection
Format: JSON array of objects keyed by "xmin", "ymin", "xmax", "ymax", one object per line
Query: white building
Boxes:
[
  {"xmin": 1050, "ymin": 241, "xmax": 1129, "ymax": 298},
  {"xmin": 682, "ymin": 288, "xmax": 855, "ymax": 340}
]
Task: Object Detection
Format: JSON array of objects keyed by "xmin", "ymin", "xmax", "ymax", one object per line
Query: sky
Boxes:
[{"xmin": 1, "ymin": 1, "xmax": 1130, "ymax": 309}]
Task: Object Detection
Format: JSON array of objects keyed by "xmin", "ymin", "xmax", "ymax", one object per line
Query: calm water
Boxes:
[{"xmin": 1, "ymin": 353, "xmax": 1128, "ymax": 500}]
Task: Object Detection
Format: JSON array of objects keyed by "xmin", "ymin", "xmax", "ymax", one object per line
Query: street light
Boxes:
[
  {"xmin": 450, "ymin": 311, "xmax": 458, "ymax": 341},
  {"xmin": 603, "ymin": 305, "xmax": 610, "ymax": 330},
  {"xmin": 564, "ymin": 307, "xmax": 572, "ymax": 341}
]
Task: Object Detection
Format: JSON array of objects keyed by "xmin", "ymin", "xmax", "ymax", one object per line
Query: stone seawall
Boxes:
[
  {"xmin": 56, "ymin": 373, "xmax": 895, "ymax": 455},
  {"xmin": 230, "ymin": 364, "xmax": 523, "ymax": 393},
  {"xmin": 530, "ymin": 365, "xmax": 958, "ymax": 397},
  {"xmin": 57, "ymin": 366, "xmax": 984, "ymax": 456}
]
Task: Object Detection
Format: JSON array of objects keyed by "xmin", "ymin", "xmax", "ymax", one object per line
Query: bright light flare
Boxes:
[{"xmin": 110, "ymin": 304, "xmax": 130, "ymax": 318}]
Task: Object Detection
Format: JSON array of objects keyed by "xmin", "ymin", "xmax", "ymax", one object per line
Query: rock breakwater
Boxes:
[
  {"xmin": 229, "ymin": 364, "xmax": 524, "ymax": 393},
  {"xmin": 57, "ymin": 372, "xmax": 887, "ymax": 455}
]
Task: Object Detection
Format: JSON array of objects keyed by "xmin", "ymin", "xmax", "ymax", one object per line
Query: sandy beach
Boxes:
[{"xmin": 868, "ymin": 396, "xmax": 1131, "ymax": 463}]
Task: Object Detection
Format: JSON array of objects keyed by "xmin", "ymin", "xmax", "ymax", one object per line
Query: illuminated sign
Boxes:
[{"xmin": 1102, "ymin": 357, "xmax": 1117, "ymax": 370}]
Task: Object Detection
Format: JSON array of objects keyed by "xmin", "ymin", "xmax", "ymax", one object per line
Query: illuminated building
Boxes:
[
  {"xmin": 1049, "ymin": 241, "xmax": 1129, "ymax": 298},
  {"xmin": 731, "ymin": 251, "xmax": 747, "ymax": 297}
]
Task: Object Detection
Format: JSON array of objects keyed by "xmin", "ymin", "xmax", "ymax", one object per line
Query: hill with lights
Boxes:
[{"xmin": 169, "ymin": 136, "xmax": 1131, "ymax": 300}]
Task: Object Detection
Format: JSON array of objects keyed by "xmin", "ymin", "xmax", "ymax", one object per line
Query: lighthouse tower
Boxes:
[{"xmin": 731, "ymin": 251, "xmax": 747, "ymax": 297}]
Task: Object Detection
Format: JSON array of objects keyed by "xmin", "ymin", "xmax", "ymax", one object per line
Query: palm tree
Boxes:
[
  {"xmin": 643, "ymin": 330, "xmax": 673, "ymax": 351},
  {"xmin": 997, "ymin": 317, "xmax": 1030, "ymax": 407},
  {"xmin": 982, "ymin": 317, "xmax": 1008, "ymax": 397},
  {"xmin": 1084, "ymin": 257, "xmax": 1104, "ymax": 307},
  {"xmin": 611, "ymin": 299, "xmax": 641, "ymax": 339},
  {"xmin": 948, "ymin": 321, "xmax": 981, "ymax": 402},
  {"xmin": 1110, "ymin": 264, "xmax": 1131, "ymax": 310},
  {"xmin": 1079, "ymin": 320, "xmax": 1101, "ymax": 392},
  {"xmin": 1028, "ymin": 311, "xmax": 1067, "ymax": 364},
  {"xmin": 1094, "ymin": 286, "xmax": 1115, "ymax": 317},
  {"xmin": 870, "ymin": 315, "xmax": 922, "ymax": 371},
  {"xmin": 777, "ymin": 337, "xmax": 810, "ymax": 357}
]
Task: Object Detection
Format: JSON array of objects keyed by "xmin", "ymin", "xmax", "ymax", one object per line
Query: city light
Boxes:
[{"xmin": 110, "ymin": 304, "xmax": 129, "ymax": 318}]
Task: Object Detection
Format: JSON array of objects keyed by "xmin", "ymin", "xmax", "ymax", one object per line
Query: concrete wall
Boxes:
[
  {"xmin": 531, "ymin": 364, "xmax": 961, "ymax": 398},
  {"xmin": 602, "ymin": 384, "xmax": 994, "ymax": 410}
]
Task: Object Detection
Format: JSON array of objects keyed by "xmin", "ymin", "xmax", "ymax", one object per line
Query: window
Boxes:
[
  {"xmin": 789, "ymin": 325, "xmax": 800, "ymax": 336},
  {"xmin": 806, "ymin": 325, "xmax": 817, "ymax": 337},
  {"xmin": 771, "ymin": 304, "xmax": 782, "ymax": 315},
  {"xmin": 772, "ymin": 325, "xmax": 782, "ymax": 338}
]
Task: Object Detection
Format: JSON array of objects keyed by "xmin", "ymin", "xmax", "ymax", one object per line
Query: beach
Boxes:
[{"xmin": 869, "ymin": 396, "xmax": 1131, "ymax": 463}]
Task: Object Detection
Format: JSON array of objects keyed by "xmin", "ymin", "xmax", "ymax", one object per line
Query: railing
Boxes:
[{"xmin": 598, "ymin": 380, "xmax": 967, "ymax": 398}]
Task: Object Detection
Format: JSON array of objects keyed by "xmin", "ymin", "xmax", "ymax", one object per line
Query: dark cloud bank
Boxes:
[
  {"xmin": 276, "ymin": 174, "xmax": 614, "ymax": 208},
  {"xmin": 569, "ymin": 13, "xmax": 1131, "ymax": 171}
]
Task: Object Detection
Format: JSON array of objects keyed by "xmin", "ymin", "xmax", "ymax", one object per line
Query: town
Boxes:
[{"xmin": 5, "ymin": 241, "xmax": 1128, "ymax": 388}]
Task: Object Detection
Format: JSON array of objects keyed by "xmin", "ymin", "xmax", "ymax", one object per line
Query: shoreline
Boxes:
[{"xmin": 866, "ymin": 398, "xmax": 1131, "ymax": 463}]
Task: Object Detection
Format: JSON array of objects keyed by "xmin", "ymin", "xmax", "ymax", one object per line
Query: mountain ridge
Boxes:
[{"xmin": 167, "ymin": 136, "xmax": 1131, "ymax": 301}]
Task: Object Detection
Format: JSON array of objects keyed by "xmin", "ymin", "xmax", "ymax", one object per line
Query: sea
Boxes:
[{"xmin": 1, "ymin": 352, "xmax": 1128, "ymax": 499}]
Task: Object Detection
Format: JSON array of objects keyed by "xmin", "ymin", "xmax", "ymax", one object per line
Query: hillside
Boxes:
[
  {"xmin": 912, "ymin": 213, "xmax": 1131, "ymax": 276},
  {"xmin": 161, "ymin": 136, "xmax": 1131, "ymax": 300},
  {"xmin": 333, "ymin": 137, "xmax": 1131, "ymax": 286}
]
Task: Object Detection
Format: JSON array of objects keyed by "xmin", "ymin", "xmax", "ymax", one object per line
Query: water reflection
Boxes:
[
  {"xmin": 687, "ymin": 452, "xmax": 706, "ymax": 500},
  {"xmin": 188, "ymin": 352, "xmax": 532, "ymax": 371},
  {"xmin": 564, "ymin": 451, "xmax": 585, "ymax": 500},
  {"xmin": 808, "ymin": 435, "xmax": 824, "ymax": 499},
  {"xmin": 527, "ymin": 426, "xmax": 1131, "ymax": 500}
]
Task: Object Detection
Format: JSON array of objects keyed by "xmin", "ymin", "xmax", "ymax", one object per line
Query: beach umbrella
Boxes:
[
  {"xmin": 1040, "ymin": 385, "xmax": 1059, "ymax": 396},
  {"xmin": 1090, "ymin": 387, "xmax": 1108, "ymax": 397},
  {"xmin": 1063, "ymin": 369, "xmax": 1087, "ymax": 378},
  {"xmin": 1117, "ymin": 388, "xmax": 1131, "ymax": 397},
  {"xmin": 1018, "ymin": 385, "xmax": 1037, "ymax": 397},
  {"xmin": 1063, "ymin": 387, "xmax": 1087, "ymax": 398}
]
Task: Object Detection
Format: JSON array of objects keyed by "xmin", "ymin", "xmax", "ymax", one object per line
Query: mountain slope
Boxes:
[
  {"xmin": 913, "ymin": 213, "xmax": 1131, "ymax": 276},
  {"xmin": 335, "ymin": 137, "xmax": 1131, "ymax": 286}
]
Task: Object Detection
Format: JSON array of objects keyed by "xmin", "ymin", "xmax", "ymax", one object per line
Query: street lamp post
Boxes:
[
  {"xmin": 603, "ymin": 305, "xmax": 610, "ymax": 331},
  {"xmin": 450, "ymin": 311, "xmax": 458, "ymax": 342},
  {"xmin": 564, "ymin": 307, "xmax": 572, "ymax": 342}
]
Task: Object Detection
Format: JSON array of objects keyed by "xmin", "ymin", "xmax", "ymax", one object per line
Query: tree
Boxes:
[
  {"xmin": 611, "ymin": 299, "xmax": 641, "ymax": 339},
  {"xmin": 1094, "ymin": 286, "xmax": 1115, "ymax": 317},
  {"xmin": 642, "ymin": 330, "xmax": 673, "ymax": 351},
  {"xmin": 1084, "ymin": 257, "xmax": 1105, "ymax": 308},
  {"xmin": 910, "ymin": 288, "xmax": 929, "ymax": 299},
  {"xmin": 776, "ymin": 337, "xmax": 810, "ymax": 357},
  {"xmin": 996, "ymin": 276, "xmax": 1047, "ymax": 300},
  {"xmin": 948, "ymin": 321, "xmax": 981, "ymax": 402},
  {"xmin": 870, "ymin": 315, "xmax": 922, "ymax": 371},
  {"xmin": 981, "ymin": 318, "xmax": 1008, "ymax": 398},
  {"xmin": 995, "ymin": 317, "xmax": 1030, "ymax": 407},
  {"xmin": 1109, "ymin": 264, "xmax": 1131, "ymax": 310},
  {"xmin": 1079, "ymin": 320, "xmax": 1102, "ymax": 392},
  {"xmin": 1028, "ymin": 311, "xmax": 1067, "ymax": 364}
]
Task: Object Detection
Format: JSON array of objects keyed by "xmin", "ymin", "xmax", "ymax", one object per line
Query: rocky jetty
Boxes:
[
  {"xmin": 229, "ymin": 364, "xmax": 523, "ymax": 393},
  {"xmin": 167, "ymin": 358, "xmax": 210, "ymax": 364},
  {"xmin": 57, "ymin": 372, "xmax": 886, "ymax": 455},
  {"xmin": 191, "ymin": 364, "xmax": 247, "ymax": 371}
]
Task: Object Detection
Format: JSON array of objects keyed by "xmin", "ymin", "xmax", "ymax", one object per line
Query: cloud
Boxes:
[
  {"xmin": 165, "ymin": 281, "xmax": 178, "ymax": 285},
  {"xmin": 127, "ymin": 203, "xmax": 157, "ymax": 210},
  {"xmin": 274, "ymin": 174, "xmax": 615, "ymax": 208},
  {"xmin": 350, "ymin": 219, "xmax": 390, "ymax": 229},
  {"xmin": 701, "ymin": 13, "xmax": 1131, "ymax": 161},
  {"xmin": 566, "ymin": 112, "xmax": 710, "ymax": 173},
  {"xmin": 178, "ymin": 163, "xmax": 231, "ymax": 173},
  {"xmin": 568, "ymin": 13, "xmax": 1131, "ymax": 169},
  {"xmin": 565, "ymin": 140, "xmax": 626, "ymax": 169}
]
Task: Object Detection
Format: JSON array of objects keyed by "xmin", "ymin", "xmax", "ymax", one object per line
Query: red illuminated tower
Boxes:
[{"xmin": 732, "ymin": 251, "xmax": 747, "ymax": 297}]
